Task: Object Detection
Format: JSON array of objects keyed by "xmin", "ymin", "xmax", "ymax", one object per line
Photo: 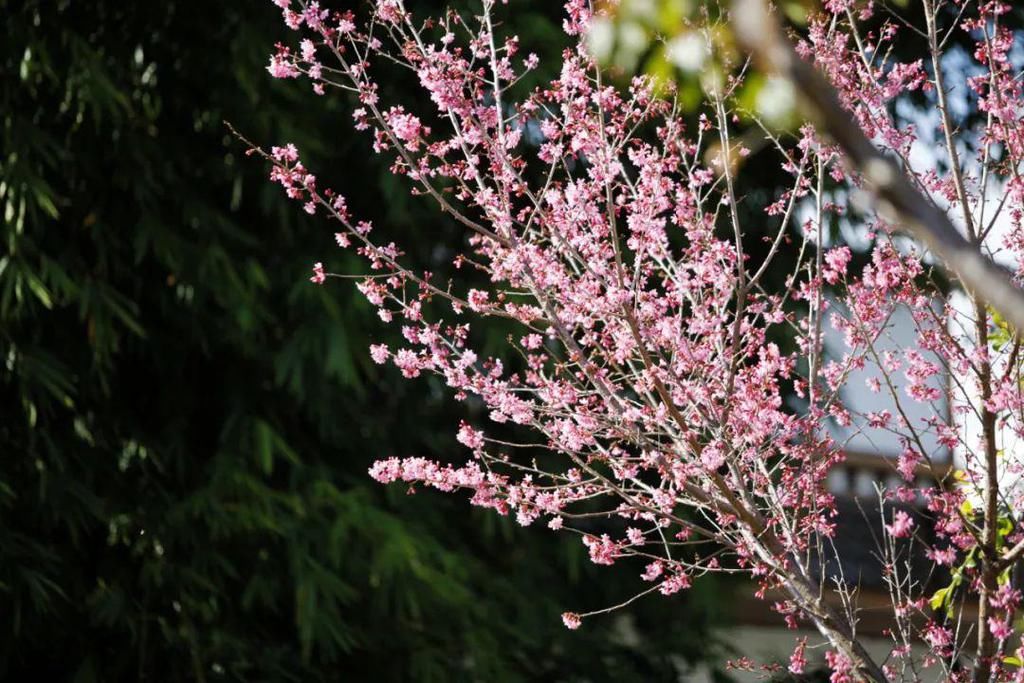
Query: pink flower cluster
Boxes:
[{"xmin": 259, "ymin": 0, "xmax": 1024, "ymax": 678}]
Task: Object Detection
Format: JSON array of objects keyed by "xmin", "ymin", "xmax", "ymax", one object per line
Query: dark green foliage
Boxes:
[{"xmin": 0, "ymin": 1, "xmax": 728, "ymax": 680}]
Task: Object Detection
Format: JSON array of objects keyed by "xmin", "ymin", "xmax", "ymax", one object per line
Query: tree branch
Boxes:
[{"xmin": 731, "ymin": 0, "xmax": 1024, "ymax": 333}]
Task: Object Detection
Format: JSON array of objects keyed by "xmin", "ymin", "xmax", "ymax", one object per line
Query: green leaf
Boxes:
[
  {"xmin": 254, "ymin": 419, "xmax": 274, "ymax": 476},
  {"xmin": 25, "ymin": 272, "xmax": 52, "ymax": 309},
  {"xmin": 929, "ymin": 586, "xmax": 951, "ymax": 612}
]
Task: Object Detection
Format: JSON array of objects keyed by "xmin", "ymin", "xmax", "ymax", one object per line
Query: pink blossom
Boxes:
[
  {"xmin": 896, "ymin": 449, "xmax": 920, "ymax": 481},
  {"xmin": 271, "ymin": 143, "xmax": 299, "ymax": 163},
  {"xmin": 368, "ymin": 457, "xmax": 401, "ymax": 483},
  {"xmin": 824, "ymin": 650, "xmax": 853, "ymax": 683},
  {"xmin": 561, "ymin": 0, "xmax": 590, "ymax": 35},
  {"xmin": 582, "ymin": 534, "xmax": 618, "ymax": 566},
  {"xmin": 393, "ymin": 349, "xmax": 421, "ymax": 378},
  {"xmin": 561, "ymin": 612, "xmax": 582, "ymax": 630},
  {"xmin": 641, "ymin": 561, "xmax": 663, "ymax": 582},
  {"xmin": 925, "ymin": 546, "xmax": 956, "ymax": 566},
  {"xmin": 988, "ymin": 617, "xmax": 1013, "ymax": 641},
  {"xmin": 456, "ymin": 422, "xmax": 485, "ymax": 450},
  {"xmin": 369, "ymin": 344, "xmax": 390, "ymax": 364},
  {"xmin": 466, "ymin": 289, "xmax": 489, "ymax": 312},
  {"xmin": 885, "ymin": 510, "xmax": 915, "ymax": 538},
  {"xmin": 376, "ymin": 0, "xmax": 403, "ymax": 24},
  {"xmin": 267, "ymin": 54, "xmax": 300, "ymax": 79},
  {"xmin": 924, "ymin": 623, "xmax": 953, "ymax": 652},
  {"xmin": 822, "ymin": 246, "xmax": 851, "ymax": 284},
  {"xmin": 521, "ymin": 334, "xmax": 543, "ymax": 350},
  {"xmin": 310, "ymin": 262, "xmax": 326, "ymax": 284},
  {"xmin": 789, "ymin": 638, "xmax": 807, "ymax": 675},
  {"xmin": 990, "ymin": 584, "xmax": 1021, "ymax": 610},
  {"xmin": 384, "ymin": 106, "xmax": 428, "ymax": 151},
  {"xmin": 659, "ymin": 572, "xmax": 691, "ymax": 595}
]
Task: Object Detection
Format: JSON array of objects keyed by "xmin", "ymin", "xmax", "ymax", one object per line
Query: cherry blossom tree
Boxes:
[{"xmin": 255, "ymin": 0, "xmax": 1024, "ymax": 679}]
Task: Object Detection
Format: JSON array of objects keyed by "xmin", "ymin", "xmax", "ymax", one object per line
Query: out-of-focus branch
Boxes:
[{"xmin": 731, "ymin": 0, "xmax": 1024, "ymax": 333}]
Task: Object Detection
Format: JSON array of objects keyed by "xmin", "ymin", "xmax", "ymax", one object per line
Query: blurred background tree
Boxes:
[{"xmin": 0, "ymin": 1, "xmax": 732, "ymax": 680}]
